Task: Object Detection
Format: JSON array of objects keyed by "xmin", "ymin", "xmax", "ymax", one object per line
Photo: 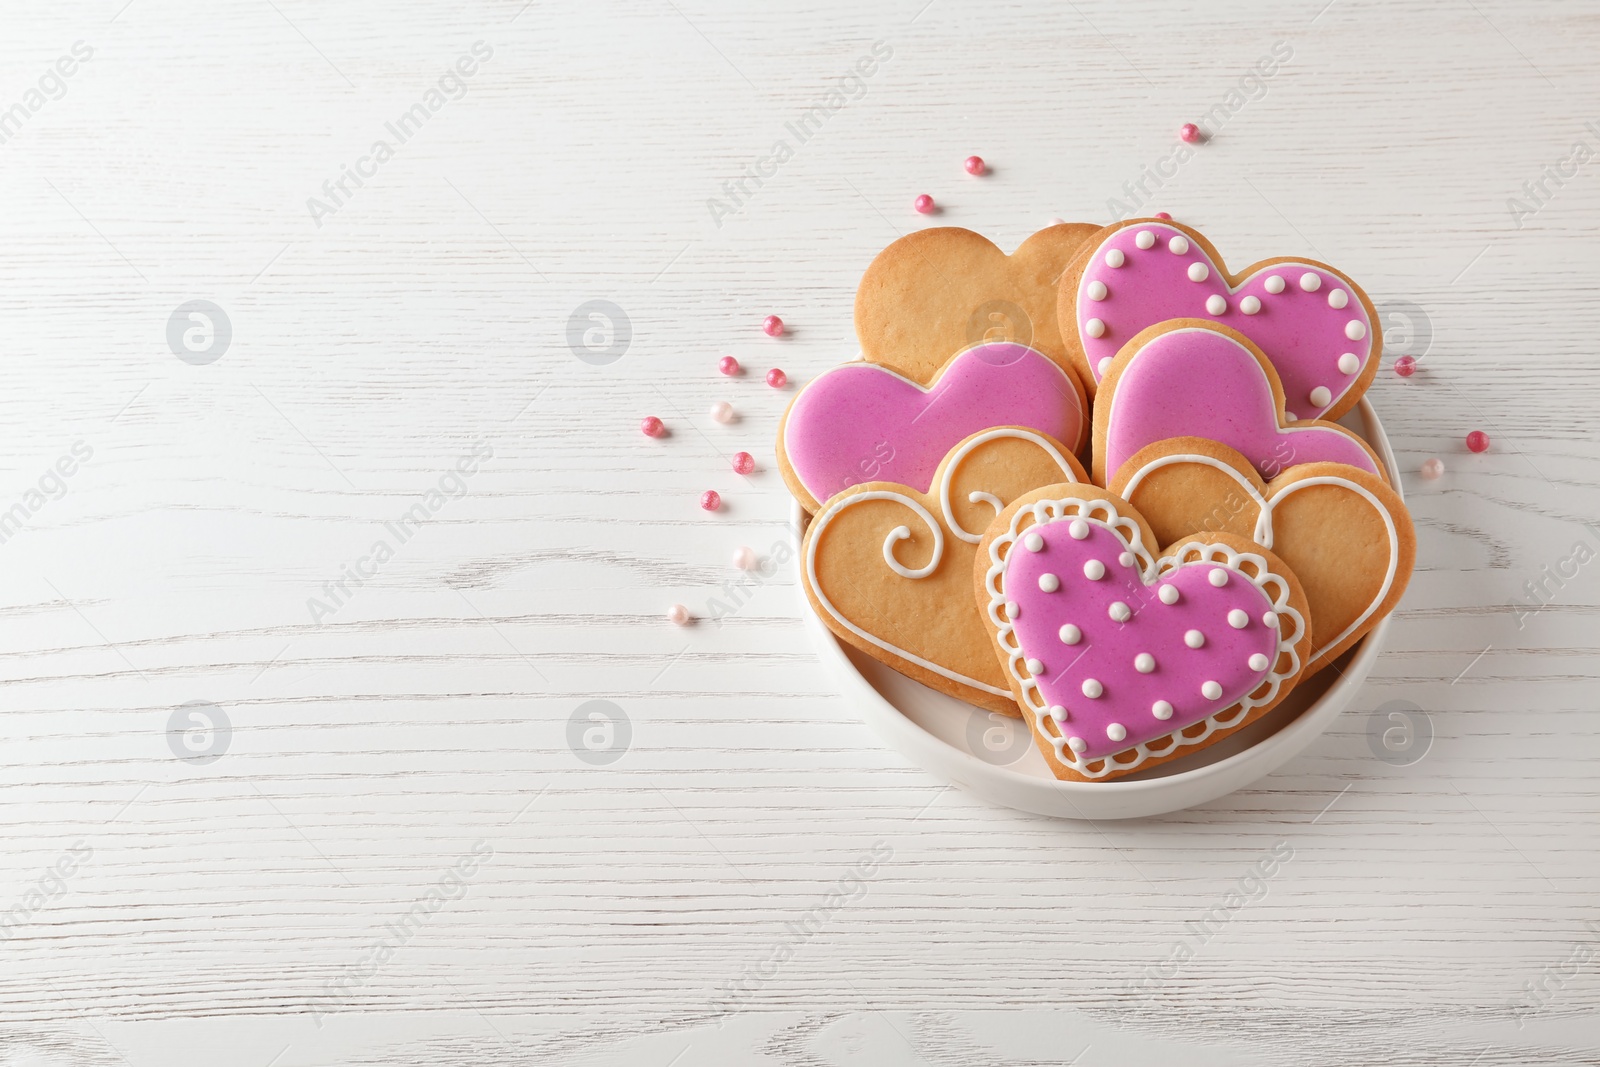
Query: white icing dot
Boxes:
[
  {"xmin": 1068, "ymin": 736, "xmax": 1088, "ymax": 753},
  {"xmin": 1069, "ymin": 519, "xmax": 1089, "ymax": 540},
  {"xmin": 1049, "ymin": 704, "xmax": 1069, "ymax": 722},
  {"xmin": 1026, "ymin": 658, "xmax": 1045, "ymax": 675},
  {"xmin": 1262, "ymin": 611, "xmax": 1279, "ymax": 628},
  {"xmin": 1135, "ymin": 230, "xmax": 1155, "ymax": 249},
  {"xmin": 1201, "ymin": 680, "xmax": 1223, "ymax": 700},
  {"xmin": 1106, "ymin": 722, "xmax": 1127, "ymax": 742},
  {"xmin": 1005, "ymin": 601, "xmax": 1019, "ymax": 619},
  {"xmin": 1109, "ymin": 601, "xmax": 1131, "ymax": 622},
  {"xmin": 1082, "ymin": 678, "xmax": 1104, "ymax": 698},
  {"xmin": 1085, "ymin": 318, "xmax": 1106, "ymax": 338},
  {"xmin": 1039, "ymin": 573, "xmax": 1060, "ymax": 593},
  {"xmin": 1087, "ymin": 280, "xmax": 1108, "ymax": 301},
  {"xmin": 1249, "ymin": 653, "xmax": 1270, "ymax": 672},
  {"xmin": 1024, "ymin": 532, "xmax": 1045, "ymax": 552},
  {"xmin": 1097, "ymin": 356, "xmax": 1112, "ymax": 376},
  {"xmin": 1346, "ymin": 320, "xmax": 1366, "ymax": 340},
  {"xmin": 1208, "ymin": 569, "xmax": 1229, "ymax": 587},
  {"xmin": 1309, "ymin": 385, "xmax": 1332, "ymax": 408},
  {"xmin": 1206, "ymin": 294, "xmax": 1227, "ymax": 315},
  {"xmin": 1184, "ymin": 629, "xmax": 1205, "ymax": 649},
  {"xmin": 1059, "ymin": 624, "xmax": 1082, "ymax": 645},
  {"xmin": 1168, "ymin": 235, "xmax": 1190, "ymax": 255},
  {"xmin": 1105, "ymin": 248, "xmax": 1125, "ymax": 268},
  {"xmin": 1118, "ymin": 551, "xmax": 1134, "ymax": 566},
  {"xmin": 1228, "ymin": 609, "xmax": 1249, "ymax": 629},
  {"xmin": 1264, "ymin": 275, "xmax": 1285, "ymax": 294},
  {"xmin": 1285, "ymin": 412, "xmax": 1299, "ymax": 422},
  {"xmin": 1158, "ymin": 584, "xmax": 1179, "ymax": 605},
  {"xmin": 1134, "ymin": 653, "xmax": 1155, "ymax": 674},
  {"xmin": 1152, "ymin": 700, "xmax": 1174, "ymax": 720},
  {"xmin": 1240, "ymin": 295, "xmax": 1261, "ymax": 315},
  {"xmin": 1328, "ymin": 288, "xmax": 1349, "ymax": 309},
  {"xmin": 1299, "ymin": 272, "xmax": 1321, "ymax": 292},
  {"xmin": 1084, "ymin": 560, "xmax": 1105, "ymax": 580},
  {"xmin": 1338, "ymin": 352, "xmax": 1360, "ymax": 375},
  {"xmin": 1187, "ymin": 262, "xmax": 1209, "ymax": 282}
]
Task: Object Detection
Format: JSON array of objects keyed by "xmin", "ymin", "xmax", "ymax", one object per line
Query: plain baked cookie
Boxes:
[
  {"xmin": 1056, "ymin": 217, "xmax": 1381, "ymax": 422},
  {"xmin": 1108, "ymin": 436, "xmax": 1414, "ymax": 676},
  {"xmin": 803, "ymin": 427, "xmax": 1087, "ymax": 715},
  {"xmin": 1091, "ymin": 319, "xmax": 1386, "ymax": 487},
  {"xmin": 855, "ymin": 223, "xmax": 1100, "ymax": 388},
  {"xmin": 973, "ymin": 484, "xmax": 1313, "ymax": 782}
]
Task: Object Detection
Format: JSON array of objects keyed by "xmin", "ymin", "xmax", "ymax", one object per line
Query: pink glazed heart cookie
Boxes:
[
  {"xmin": 1091, "ymin": 320, "xmax": 1384, "ymax": 487},
  {"xmin": 1058, "ymin": 218, "xmax": 1381, "ymax": 422},
  {"xmin": 777, "ymin": 340, "xmax": 1087, "ymax": 513},
  {"xmin": 974, "ymin": 485, "xmax": 1312, "ymax": 783}
]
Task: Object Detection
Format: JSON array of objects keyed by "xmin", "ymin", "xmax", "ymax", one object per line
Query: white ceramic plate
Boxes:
[{"xmin": 801, "ymin": 398, "xmax": 1402, "ymax": 820}]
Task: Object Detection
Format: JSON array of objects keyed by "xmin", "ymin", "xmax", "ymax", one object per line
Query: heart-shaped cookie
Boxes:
[
  {"xmin": 1109, "ymin": 437, "xmax": 1414, "ymax": 676},
  {"xmin": 804, "ymin": 427, "xmax": 1087, "ymax": 714},
  {"xmin": 974, "ymin": 486, "xmax": 1312, "ymax": 782},
  {"xmin": 1058, "ymin": 218, "xmax": 1380, "ymax": 422},
  {"xmin": 856, "ymin": 223, "xmax": 1101, "ymax": 387},
  {"xmin": 1092, "ymin": 320, "xmax": 1383, "ymax": 486},
  {"xmin": 779, "ymin": 340, "xmax": 1087, "ymax": 513}
]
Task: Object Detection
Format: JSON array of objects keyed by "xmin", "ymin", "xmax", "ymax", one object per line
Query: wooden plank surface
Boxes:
[{"xmin": 0, "ymin": 0, "xmax": 1597, "ymax": 1063}]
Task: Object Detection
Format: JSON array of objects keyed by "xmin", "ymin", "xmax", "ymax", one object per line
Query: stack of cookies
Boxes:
[{"xmin": 777, "ymin": 219, "xmax": 1415, "ymax": 783}]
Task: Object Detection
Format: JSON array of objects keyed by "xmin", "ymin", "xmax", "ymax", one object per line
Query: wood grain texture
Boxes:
[{"xmin": 1, "ymin": 0, "xmax": 1598, "ymax": 1063}]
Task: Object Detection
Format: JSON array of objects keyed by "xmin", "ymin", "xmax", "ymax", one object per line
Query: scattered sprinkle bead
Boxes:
[
  {"xmin": 1228, "ymin": 609, "xmax": 1249, "ymax": 629},
  {"xmin": 1158, "ymin": 585, "xmax": 1179, "ymax": 605},
  {"xmin": 1264, "ymin": 275, "xmax": 1286, "ymax": 295},
  {"xmin": 1328, "ymin": 289, "xmax": 1349, "ymax": 309},
  {"xmin": 1345, "ymin": 320, "xmax": 1366, "ymax": 341},
  {"xmin": 1109, "ymin": 601, "xmax": 1131, "ymax": 622},
  {"xmin": 1240, "ymin": 295, "xmax": 1261, "ymax": 315},
  {"xmin": 1395, "ymin": 355, "xmax": 1417, "ymax": 377},
  {"xmin": 1083, "ymin": 559, "xmax": 1106, "ymax": 580},
  {"xmin": 1179, "ymin": 123, "xmax": 1201, "ymax": 143},
  {"xmin": 1206, "ymin": 294, "xmax": 1227, "ymax": 315},
  {"xmin": 1420, "ymin": 457, "xmax": 1444, "ymax": 479},
  {"xmin": 1300, "ymin": 272, "xmax": 1321, "ymax": 293},
  {"xmin": 1201, "ymin": 680, "xmax": 1223, "ymax": 700},
  {"xmin": 1309, "ymin": 385, "xmax": 1332, "ymax": 408},
  {"xmin": 1068, "ymin": 519, "xmax": 1089, "ymax": 539},
  {"xmin": 733, "ymin": 546, "xmax": 759, "ymax": 570},
  {"xmin": 1135, "ymin": 230, "xmax": 1155, "ymax": 249},
  {"xmin": 1059, "ymin": 624, "xmax": 1082, "ymax": 645},
  {"xmin": 1039, "ymin": 573, "xmax": 1061, "ymax": 593},
  {"xmin": 732, "ymin": 451, "xmax": 755, "ymax": 475},
  {"xmin": 1154, "ymin": 211, "xmax": 1173, "ymax": 220},
  {"xmin": 1134, "ymin": 653, "xmax": 1155, "ymax": 674},
  {"xmin": 1081, "ymin": 678, "xmax": 1103, "ymax": 699},
  {"xmin": 1185, "ymin": 629, "xmax": 1205, "ymax": 649},
  {"xmin": 667, "ymin": 603, "xmax": 691, "ymax": 626},
  {"xmin": 964, "ymin": 155, "xmax": 985, "ymax": 175},
  {"xmin": 1087, "ymin": 280, "xmax": 1109, "ymax": 300},
  {"xmin": 700, "ymin": 490, "xmax": 721, "ymax": 511},
  {"xmin": 710, "ymin": 401, "xmax": 735, "ymax": 424},
  {"xmin": 1209, "ymin": 569, "xmax": 1229, "ymax": 587},
  {"xmin": 1023, "ymin": 532, "xmax": 1044, "ymax": 552},
  {"xmin": 1085, "ymin": 318, "xmax": 1106, "ymax": 338},
  {"xmin": 1249, "ymin": 653, "xmax": 1271, "ymax": 672},
  {"xmin": 640, "ymin": 415, "xmax": 664, "ymax": 438},
  {"xmin": 718, "ymin": 355, "xmax": 740, "ymax": 376},
  {"xmin": 1338, "ymin": 353, "xmax": 1360, "ymax": 375},
  {"xmin": 1188, "ymin": 263, "xmax": 1209, "ymax": 283},
  {"xmin": 914, "ymin": 193, "xmax": 935, "ymax": 214},
  {"xmin": 1152, "ymin": 700, "xmax": 1174, "ymax": 720},
  {"xmin": 762, "ymin": 315, "xmax": 784, "ymax": 337},
  {"xmin": 1467, "ymin": 430, "xmax": 1491, "ymax": 453},
  {"xmin": 765, "ymin": 367, "xmax": 787, "ymax": 388},
  {"xmin": 1106, "ymin": 722, "xmax": 1127, "ymax": 742},
  {"xmin": 1168, "ymin": 235, "xmax": 1190, "ymax": 255}
]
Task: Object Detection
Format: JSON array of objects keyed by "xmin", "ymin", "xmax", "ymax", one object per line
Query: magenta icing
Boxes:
[
  {"xmin": 1004, "ymin": 520, "xmax": 1277, "ymax": 760},
  {"xmin": 783, "ymin": 343, "xmax": 1084, "ymax": 504},
  {"xmin": 1102, "ymin": 326, "xmax": 1380, "ymax": 480},
  {"xmin": 1078, "ymin": 222, "xmax": 1373, "ymax": 421}
]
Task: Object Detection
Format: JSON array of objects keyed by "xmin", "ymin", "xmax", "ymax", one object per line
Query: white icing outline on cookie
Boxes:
[
  {"xmin": 806, "ymin": 428, "xmax": 1078, "ymax": 699},
  {"xmin": 983, "ymin": 496, "xmax": 1305, "ymax": 779},
  {"xmin": 1121, "ymin": 452, "xmax": 1398, "ymax": 663}
]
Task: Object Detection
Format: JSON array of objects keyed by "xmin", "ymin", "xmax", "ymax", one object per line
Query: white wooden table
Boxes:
[{"xmin": 2, "ymin": 1, "xmax": 1596, "ymax": 1063}]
